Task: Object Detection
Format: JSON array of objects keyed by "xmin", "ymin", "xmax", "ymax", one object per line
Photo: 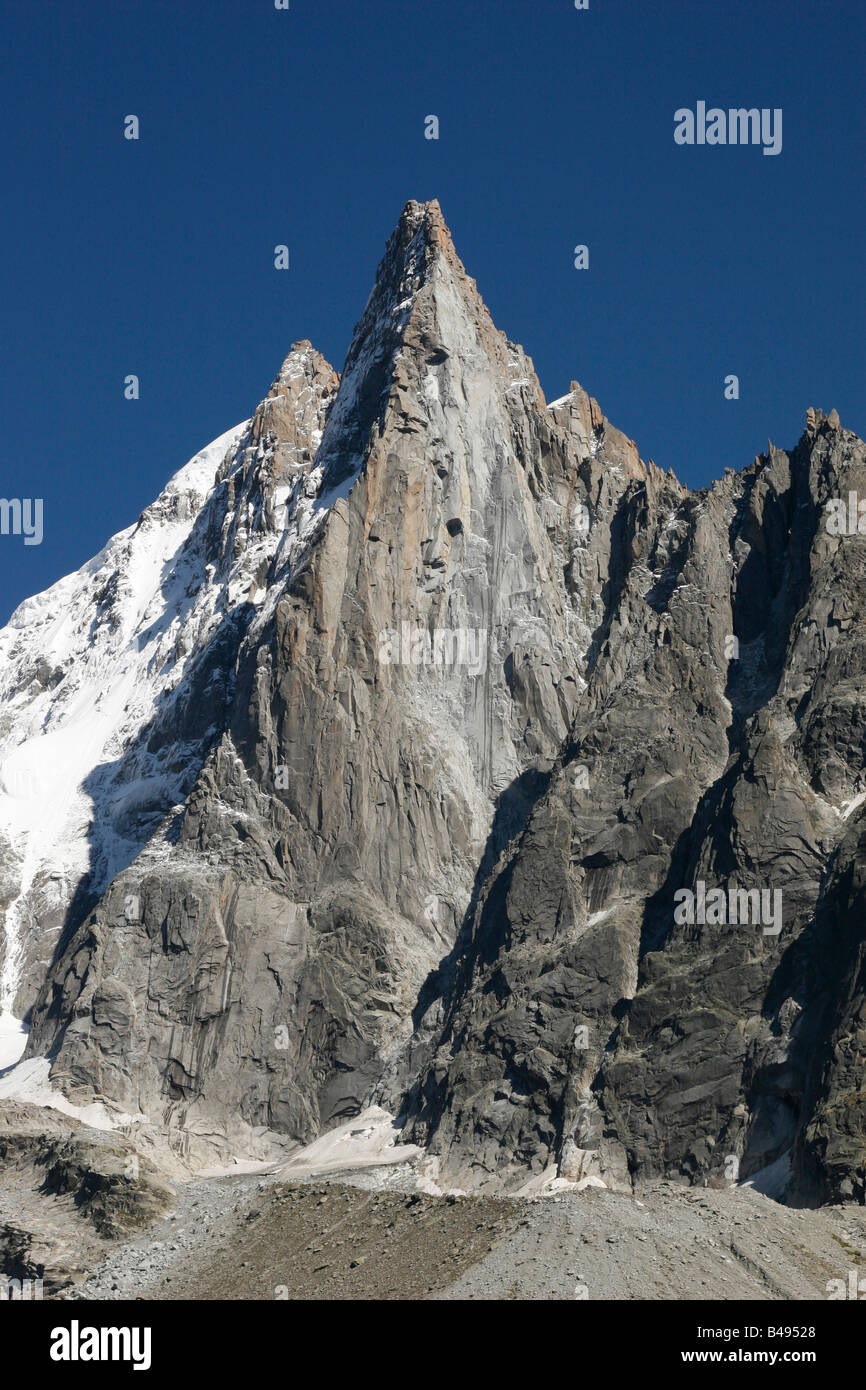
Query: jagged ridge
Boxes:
[{"xmin": 0, "ymin": 201, "xmax": 863, "ymax": 1206}]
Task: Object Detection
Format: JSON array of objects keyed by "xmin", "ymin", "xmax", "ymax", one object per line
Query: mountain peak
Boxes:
[
  {"xmin": 314, "ymin": 198, "xmax": 491, "ymax": 492},
  {"xmin": 804, "ymin": 405, "xmax": 843, "ymax": 438},
  {"xmin": 250, "ymin": 341, "xmax": 339, "ymax": 468},
  {"xmin": 393, "ymin": 198, "xmax": 454, "ymax": 256},
  {"xmin": 397, "ymin": 196, "xmax": 443, "ymax": 225},
  {"xmin": 7, "ymin": 199, "xmax": 866, "ymax": 1216}
]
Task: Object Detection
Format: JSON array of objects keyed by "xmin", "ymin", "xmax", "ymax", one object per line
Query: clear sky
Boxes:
[{"xmin": 1, "ymin": 0, "xmax": 863, "ymax": 623}]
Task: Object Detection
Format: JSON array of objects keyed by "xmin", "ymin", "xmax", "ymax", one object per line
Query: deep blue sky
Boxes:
[{"xmin": 1, "ymin": 0, "xmax": 863, "ymax": 623}]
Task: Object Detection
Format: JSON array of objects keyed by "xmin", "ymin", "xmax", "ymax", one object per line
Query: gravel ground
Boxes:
[
  {"xmin": 71, "ymin": 1169, "xmax": 517, "ymax": 1301},
  {"xmin": 436, "ymin": 1180, "xmax": 866, "ymax": 1300},
  {"xmin": 63, "ymin": 1163, "xmax": 866, "ymax": 1302}
]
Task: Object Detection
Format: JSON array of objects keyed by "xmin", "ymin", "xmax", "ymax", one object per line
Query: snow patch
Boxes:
[
  {"xmin": 0, "ymin": 420, "xmax": 252, "ymax": 1023},
  {"xmin": 0, "ymin": 1010, "xmax": 27, "ymax": 1070},
  {"xmin": 512, "ymin": 1165, "xmax": 607, "ymax": 1198},
  {"xmin": 739, "ymin": 1150, "xmax": 791, "ymax": 1201},
  {"xmin": 268, "ymin": 1106, "xmax": 421, "ymax": 1180},
  {"xmin": 0, "ymin": 1056, "xmax": 144, "ymax": 1130},
  {"xmin": 840, "ymin": 790, "xmax": 866, "ymax": 820}
]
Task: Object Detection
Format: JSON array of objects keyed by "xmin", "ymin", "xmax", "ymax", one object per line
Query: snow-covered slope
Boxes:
[
  {"xmin": 0, "ymin": 422, "xmax": 251, "ymax": 1061},
  {"xmin": 0, "ymin": 343, "xmax": 341, "ymax": 1070}
]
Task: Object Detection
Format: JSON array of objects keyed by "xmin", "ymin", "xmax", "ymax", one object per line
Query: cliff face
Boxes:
[
  {"xmin": 5, "ymin": 201, "xmax": 865, "ymax": 1201},
  {"xmin": 403, "ymin": 402, "xmax": 866, "ymax": 1205}
]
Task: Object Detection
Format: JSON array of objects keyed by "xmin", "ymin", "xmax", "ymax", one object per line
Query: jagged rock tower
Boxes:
[{"xmin": 1, "ymin": 201, "xmax": 864, "ymax": 1204}]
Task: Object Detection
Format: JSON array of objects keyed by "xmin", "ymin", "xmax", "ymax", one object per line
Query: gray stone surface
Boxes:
[{"xmin": 10, "ymin": 201, "xmax": 866, "ymax": 1207}]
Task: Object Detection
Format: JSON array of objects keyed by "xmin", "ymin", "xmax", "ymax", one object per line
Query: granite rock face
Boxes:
[
  {"xmin": 401, "ymin": 400, "xmax": 866, "ymax": 1204},
  {"xmin": 5, "ymin": 202, "xmax": 865, "ymax": 1201}
]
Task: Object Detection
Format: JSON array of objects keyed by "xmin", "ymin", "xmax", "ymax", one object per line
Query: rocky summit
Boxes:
[{"xmin": 1, "ymin": 199, "xmax": 865, "ymax": 1238}]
